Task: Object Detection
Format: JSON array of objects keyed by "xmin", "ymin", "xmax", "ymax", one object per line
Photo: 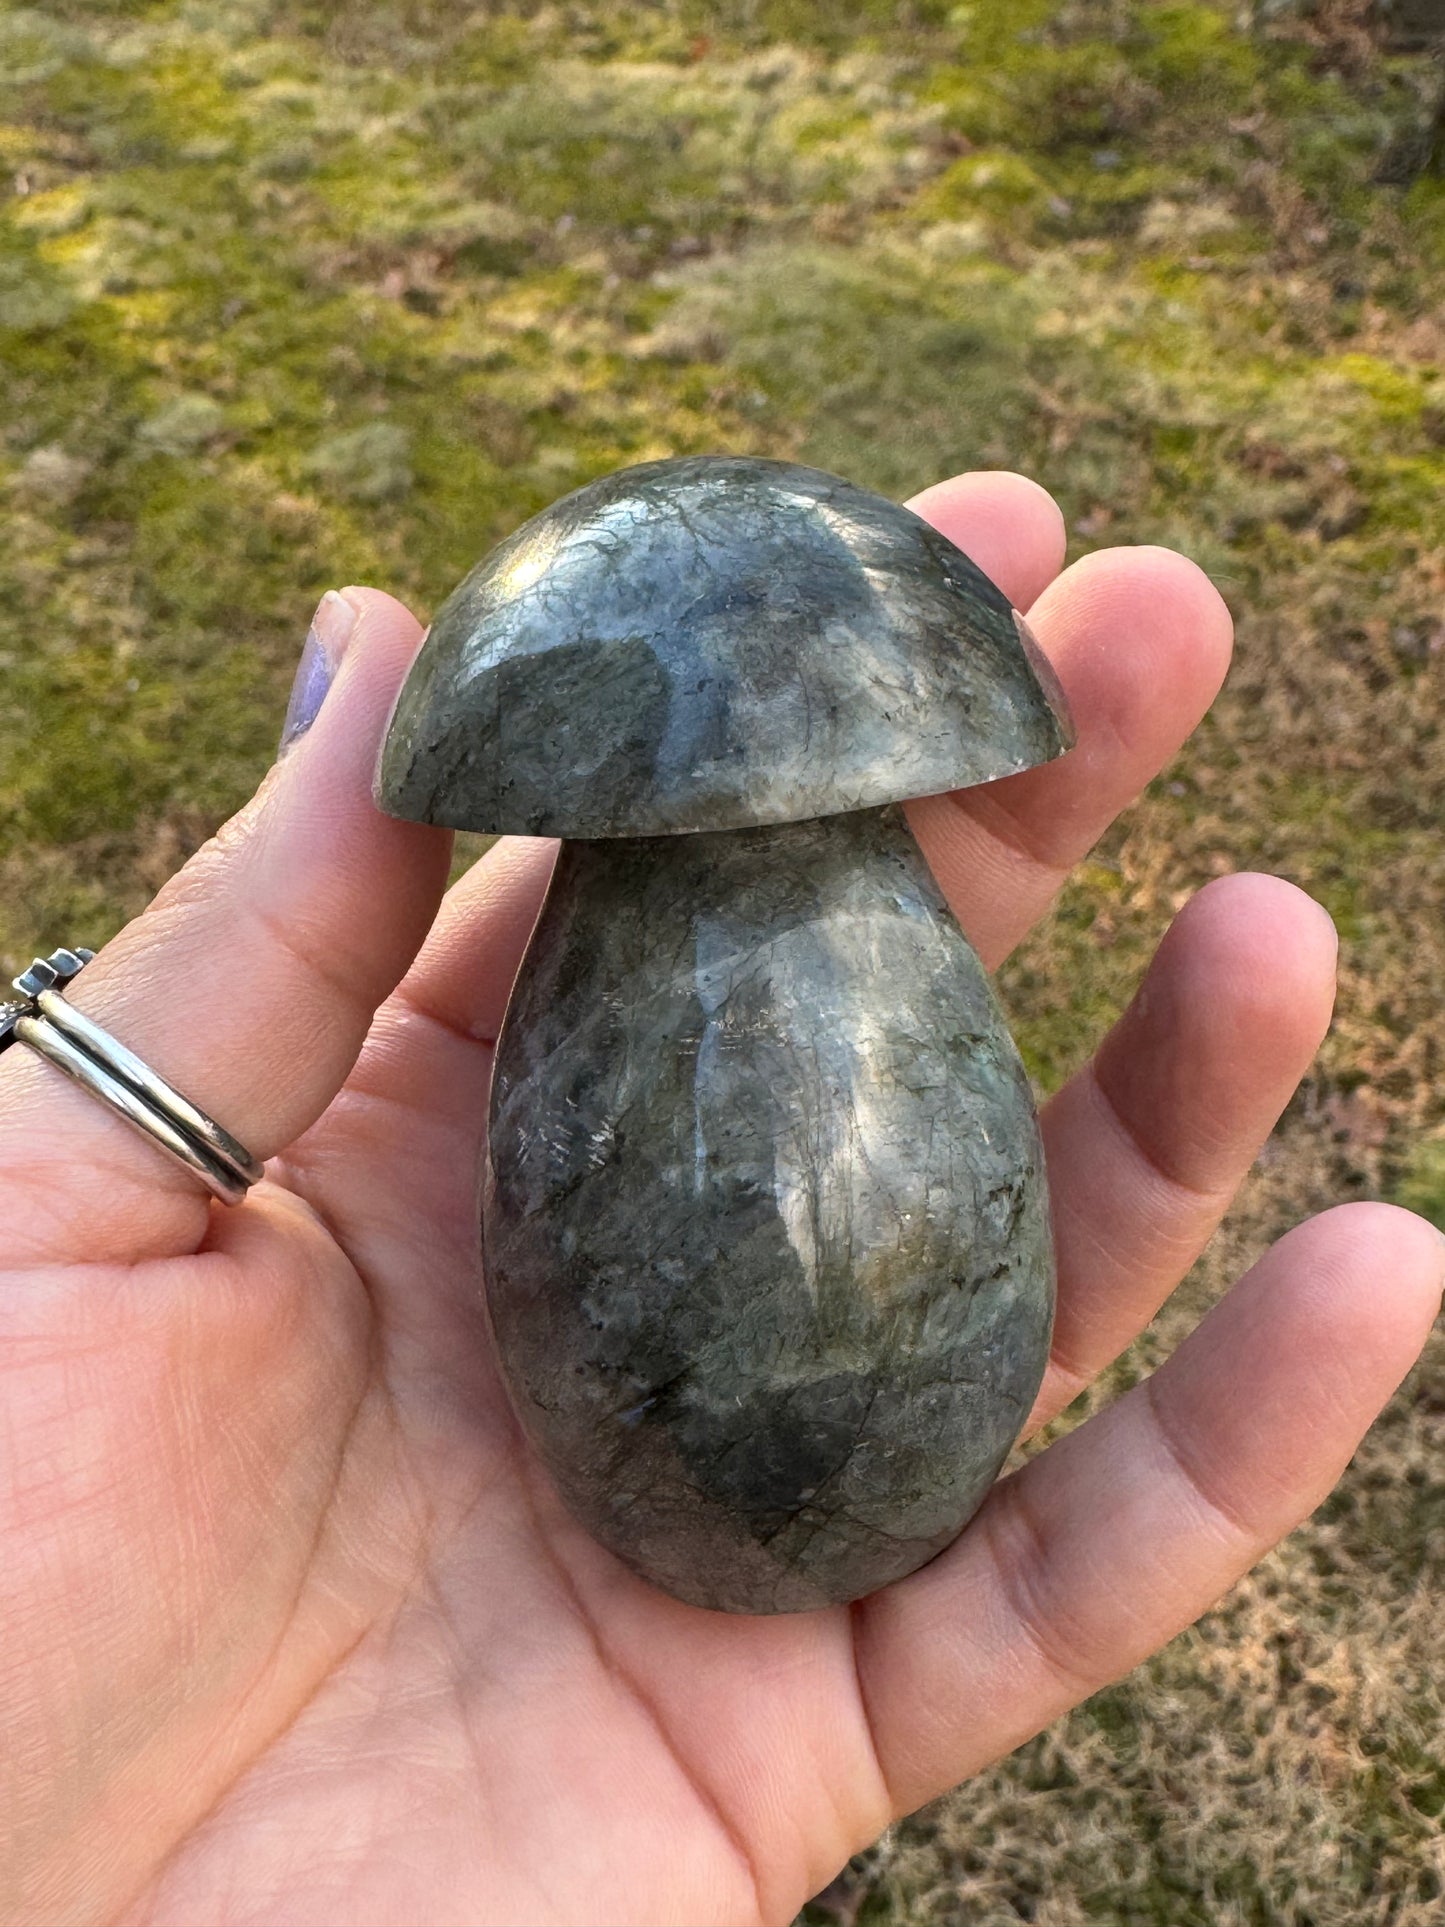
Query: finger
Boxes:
[
  {"xmin": 853, "ymin": 1202, "xmax": 1444, "ymax": 1818},
  {"xmin": 263, "ymin": 835, "xmax": 562, "ymax": 1443},
  {"xmin": 383, "ymin": 835, "xmax": 560, "ymax": 1075},
  {"xmin": 1034, "ymin": 873, "xmax": 1338, "ymax": 1426},
  {"xmin": 906, "ymin": 545, "xmax": 1234, "ymax": 968},
  {"xmin": 283, "ymin": 836, "xmax": 557, "ymax": 1254},
  {"xmin": 0, "ymin": 589, "xmax": 451, "ymax": 1265},
  {"xmin": 904, "ymin": 470, "xmax": 1067, "ymax": 611}
]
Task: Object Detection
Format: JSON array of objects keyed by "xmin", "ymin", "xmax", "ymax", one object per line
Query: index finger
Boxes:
[{"xmin": 904, "ymin": 493, "xmax": 1234, "ymax": 969}]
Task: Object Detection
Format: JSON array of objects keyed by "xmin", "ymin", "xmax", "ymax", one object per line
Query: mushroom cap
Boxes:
[{"xmin": 376, "ymin": 455, "xmax": 1073, "ymax": 838}]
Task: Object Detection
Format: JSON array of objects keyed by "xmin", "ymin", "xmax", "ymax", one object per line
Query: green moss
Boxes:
[
  {"xmin": 913, "ymin": 149, "xmax": 1052, "ymax": 218},
  {"xmin": 0, "ymin": 8, "xmax": 96, "ymax": 87},
  {"xmin": 1006, "ymin": 863, "xmax": 1135, "ymax": 1094},
  {"xmin": 1394, "ymin": 1134, "xmax": 1445, "ymax": 1232},
  {"xmin": 303, "ymin": 420, "xmax": 415, "ymax": 502},
  {"xmin": 1323, "ymin": 352, "xmax": 1434, "ymax": 422}
]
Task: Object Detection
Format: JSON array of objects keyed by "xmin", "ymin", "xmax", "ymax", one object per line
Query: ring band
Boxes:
[{"xmin": 0, "ymin": 949, "xmax": 262, "ymax": 1205}]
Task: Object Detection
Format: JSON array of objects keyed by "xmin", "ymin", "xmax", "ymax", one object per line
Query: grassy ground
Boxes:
[{"xmin": 2, "ymin": 1, "xmax": 1443, "ymax": 1919}]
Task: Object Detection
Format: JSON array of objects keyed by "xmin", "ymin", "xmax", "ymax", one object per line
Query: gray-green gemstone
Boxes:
[
  {"xmin": 485, "ymin": 809, "xmax": 1055, "ymax": 1613},
  {"xmin": 376, "ymin": 455, "xmax": 1071, "ymax": 839},
  {"xmin": 378, "ymin": 453, "xmax": 1072, "ymax": 1614}
]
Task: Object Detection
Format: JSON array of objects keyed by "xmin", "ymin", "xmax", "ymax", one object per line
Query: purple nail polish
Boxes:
[{"xmin": 280, "ymin": 591, "xmax": 358, "ymax": 753}]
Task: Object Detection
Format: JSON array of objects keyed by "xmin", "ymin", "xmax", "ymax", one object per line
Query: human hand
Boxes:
[{"xmin": 3, "ymin": 471, "xmax": 1439, "ymax": 1927}]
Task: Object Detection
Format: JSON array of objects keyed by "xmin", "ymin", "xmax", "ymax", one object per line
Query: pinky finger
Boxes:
[{"xmin": 853, "ymin": 1202, "xmax": 1444, "ymax": 1819}]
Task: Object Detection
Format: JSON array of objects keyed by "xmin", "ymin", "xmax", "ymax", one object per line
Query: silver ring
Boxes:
[{"xmin": 0, "ymin": 949, "xmax": 263, "ymax": 1205}]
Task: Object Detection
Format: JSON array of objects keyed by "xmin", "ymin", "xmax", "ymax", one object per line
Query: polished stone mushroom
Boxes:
[{"xmin": 377, "ymin": 455, "xmax": 1074, "ymax": 1614}]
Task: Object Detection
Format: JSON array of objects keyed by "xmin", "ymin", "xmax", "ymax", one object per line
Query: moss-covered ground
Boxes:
[{"xmin": 3, "ymin": 1, "xmax": 1443, "ymax": 1919}]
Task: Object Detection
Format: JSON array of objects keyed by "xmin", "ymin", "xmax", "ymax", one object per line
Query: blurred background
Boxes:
[{"xmin": 2, "ymin": 1, "xmax": 1442, "ymax": 1920}]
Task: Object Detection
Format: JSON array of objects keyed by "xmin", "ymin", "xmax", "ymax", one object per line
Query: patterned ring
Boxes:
[{"xmin": 0, "ymin": 948, "xmax": 262, "ymax": 1206}]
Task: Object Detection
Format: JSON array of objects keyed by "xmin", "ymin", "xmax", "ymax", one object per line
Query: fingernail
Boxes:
[{"xmin": 280, "ymin": 591, "xmax": 358, "ymax": 753}]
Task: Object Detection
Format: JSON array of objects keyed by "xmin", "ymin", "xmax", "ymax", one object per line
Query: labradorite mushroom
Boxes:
[{"xmin": 377, "ymin": 455, "xmax": 1073, "ymax": 1614}]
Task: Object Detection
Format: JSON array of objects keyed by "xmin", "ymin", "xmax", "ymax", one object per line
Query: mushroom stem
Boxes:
[{"xmin": 485, "ymin": 806, "xmax": 1055, "ymax": 1614}]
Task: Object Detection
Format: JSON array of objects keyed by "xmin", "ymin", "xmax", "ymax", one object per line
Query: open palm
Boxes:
[{"xmin": 3, "ymin": 472, "xmax": 1439, "ymax": 1927}]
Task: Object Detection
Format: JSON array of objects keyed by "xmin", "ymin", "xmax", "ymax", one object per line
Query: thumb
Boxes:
[{"xmin": 0, "ymin": 588, "xmax": 451, "ymax": 1264}]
